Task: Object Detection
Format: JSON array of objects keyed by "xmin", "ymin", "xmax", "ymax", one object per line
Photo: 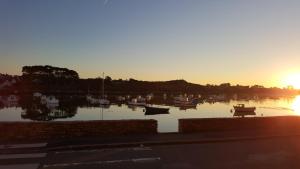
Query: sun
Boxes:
[{"xmin": 283, "ymin": 73, "xmax": 300, "ymax": 89}]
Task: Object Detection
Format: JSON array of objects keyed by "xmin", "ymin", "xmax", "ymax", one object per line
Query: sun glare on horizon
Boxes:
[{"xmin": 283, "ymin": 73, "xmax": 300, "ymax": 89}]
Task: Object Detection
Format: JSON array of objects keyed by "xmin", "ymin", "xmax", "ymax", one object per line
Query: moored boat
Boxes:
[
  {"xmin": 127, "ymin": 98, "xmax": 146, "ymax": 106},
  {"xmin": 174, "ymin": 95, "xmax": 198, "ymax": 106},
  {"xmin": 99, "ymin": 72, "xmax": 110, "ymax": 105},
  {"xmin": 144, "ymin": 105, "xmax": 169, "ymax": 115},
  {"xmin": 233, "ymin": 104, "xmax": 256, "ymax": 112},
  {"xmin": 99, "ymin": 98, "xmax": 110, "ymax": 105},
  {"xmin": 46, "ymin": 96, "xmax": 59, "ymax": 105}
]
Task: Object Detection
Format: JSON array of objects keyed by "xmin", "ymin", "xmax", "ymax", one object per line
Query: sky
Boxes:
[{"xmin": 1, "ymin": 0, "xmax": 300, "ymax": 87}]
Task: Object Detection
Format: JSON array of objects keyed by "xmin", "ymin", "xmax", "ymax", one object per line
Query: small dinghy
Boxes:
[{"xmin": 144, "ymin": 105, "xmax": 169, "ymax": 115}]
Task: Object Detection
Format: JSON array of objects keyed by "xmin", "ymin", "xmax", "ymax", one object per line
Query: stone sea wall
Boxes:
[
  {"xmin": 0, "ymin": 120, "xmax": 157, "ymax": 141},
  {"xmin": 179, "ymin": 116, "xmax": 300, "ymax": 133}
]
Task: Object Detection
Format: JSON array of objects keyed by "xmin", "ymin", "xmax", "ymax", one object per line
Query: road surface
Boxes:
[{"xmin": 1, "ymin": 136, "xmax": 300, "ymax": 169}]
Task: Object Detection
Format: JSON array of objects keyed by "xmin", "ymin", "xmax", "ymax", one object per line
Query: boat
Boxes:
[
  {"xmin": 99, "ymin": 98, "xmax": 110, "ymax": 105},
  {"xmin": 174, "ymin": 96, "xmax": 198, "ymax": 106},
  {"xmin": 7, "ymin": 95, "xmax": 19, "ymax": 102},
  {"xmin": 144, "ymin": 105, "xmax": 169, "ymax": 115},
  {"xmin": 137, "ymin": 95, "xmax": 146, "ymax": 102},
  {"xmin": 127, "ymin": 98, "xmax": 146, "ymax": 106},
  {"xmin": 116, "ymin": 96, "xmax": 126, "ymax": 102},
  {"xmin": 206, "ymin": 94, "xmax": 226, "ymax": 102},
  {"xmin": 33, "ymin": 92, "xmax": 42, "ymax": 98},
  {"xmin": 86, "ymin": 95, "xmax": 100, "ymax": 104},
  {"xmin": 46, "ymin": 96, "xmax": 59, "ymax": 105},
  {"xmin": 99, "ymin": 72, "xmax": 110, "ymax": 105},
  {"xmin": 40, "ymin": 95, "xmax": 47, "ymax": 104},
  {"xmin": 146, "ymin": 94, "xmax": 154, "ymax": 101},
  {"xmin": 163, "ymin": 93, "xmax": 167, "ymax": 100},
  {"xmin": 233, "ymin": 104, "xmax": 256, "ymax": 112},
  {"xmin": 174, "ymin": 96, "xmax": 189, "ymax": 104},
  {"xmin": 233, "ymin": 111, "xmax": 256, "ymax": 117}
]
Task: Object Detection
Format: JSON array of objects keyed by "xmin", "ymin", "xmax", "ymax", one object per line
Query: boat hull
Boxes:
[
  {"xmin": 233, "ymin": 106, "xmax": 256, "ymax": 112},
  {"xmin": 144, "ymin": 106, "xmax": 169, "ymax": 115}
]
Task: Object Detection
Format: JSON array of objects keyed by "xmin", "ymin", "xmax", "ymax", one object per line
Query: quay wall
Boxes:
[
  {"xmin": 179, "ymin": 116, "xmax": 300, "ymax": 133},
  {"xmin": 0, "ymin": 120, "xmax": 157, "ymax": 141}
]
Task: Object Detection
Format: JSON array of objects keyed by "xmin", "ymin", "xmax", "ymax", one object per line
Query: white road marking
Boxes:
[
  {"xmin": 0, "ymin": 143, "xmax": 47, "ymax": 149},
  {"xmin": 0, "ymin": 163, "xmax": 39, "ymax": 169},
  {"xmin": 55, "ymin": 147, "xmax": 152, "ymax": 154},
  {"xmin": 132, "ymin": 157, "xmax": 161, "ymax": 163},
  {"xmin": 0, "ymin": 153, "xmax": 47, "ymax": 160},
  {"xmin": 42, "ymin": 157, "xmax": 161, "ymax": 168}
]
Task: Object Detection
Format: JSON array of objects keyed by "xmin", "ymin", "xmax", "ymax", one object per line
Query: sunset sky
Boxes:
[{"xmin": 1, "ymin": 0, "xmax": 300, "ymax": 88}]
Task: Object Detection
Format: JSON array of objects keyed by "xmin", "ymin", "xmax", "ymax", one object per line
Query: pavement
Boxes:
[{"xmin": 2, "ymin": 130, "xmax": 300, "ymax": 169}]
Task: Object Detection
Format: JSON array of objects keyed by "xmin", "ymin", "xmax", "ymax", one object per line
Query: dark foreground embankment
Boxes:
[
  {"xmin": 3, "ymin": 116, "xmax": 300, "ymax": 142},
  {"xmin": 0, "ymin": 120, "xmax": 157, "ymax": 141},
  {"xmin": 179, "ymin": 116, "xmax": 300, "ymax": 133}
]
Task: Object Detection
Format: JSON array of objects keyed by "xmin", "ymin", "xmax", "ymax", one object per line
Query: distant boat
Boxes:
[
  {"xmin": 46, "ymin": 96, "xmax": 59, "ymax": 105},
  {"xmin": 33, "ymin": 92, "xmax": 42, "ymax": 98},
  {"xmin": 99, "ymin": 72, "xmax": 110, "ymax": 105},
  {"xmin": 86, "ymin": 95, "xmax": 100, "ymax": 104},
  {"xmin": 7, "ymin": 95, "xmax": 19, "ymax": 102},
  {"xmin": 146, "ymin": 94, "xmax": 154, "ymax": 101},
  {"xmin": 137, "ymin": 95, "xmax": 146, "ymax": 102},
  {"xmin": 174, "ymin": 96, "xmax": 198, "ymax": 106},
  {"xmin": 99, "ymin": 98, "xmax": 110, "ymax": 105},
  {"xmin": 144, "ymin": 105, "xmax": 169, "ymax": 115},
  {"xmin": 233, "ymin": 104, "xmax": 256, "ymax": 112},
  {"xmin": 207, "ymin": 94, "xmax": 226, "ymax": 102},
  {"xmin": 116, "ymin": 96, "xmax": 126, "ymax": 102},
  {"xmin": 128, "ymin": 98, "xmax": 146, "ymax": 106}
]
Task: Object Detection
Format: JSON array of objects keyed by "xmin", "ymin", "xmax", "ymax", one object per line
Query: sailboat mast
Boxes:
[{"xmin": 102, "ymin": 72, "xmax": 104, "ymax": 99}]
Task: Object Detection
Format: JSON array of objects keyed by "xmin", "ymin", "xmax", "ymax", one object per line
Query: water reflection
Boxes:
[
  {"xmin": 21, "ymin": 102, "xmax": 77, "ymax": 121},
  {"xmin": 292, "ymin": 96, "xmax": 300, "ymax": 115},
  {"xmin": 0, "ymin": 94, "xmax": 299, "ymax": 122},
  {"xmin": 233, "ymin": 111, "xmax": 256, "ymax": 117}
]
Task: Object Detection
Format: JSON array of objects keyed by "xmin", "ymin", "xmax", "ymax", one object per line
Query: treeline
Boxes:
[
  {"xmin": 0, "ymin": 65, "xmax": 299, "ymax": 96},
  {"xmin": 22, "ymin": 65, "xmax": 79, "ymax": 79}
]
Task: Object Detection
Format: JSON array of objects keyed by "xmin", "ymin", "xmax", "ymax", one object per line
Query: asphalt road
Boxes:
[{"xmin": 2, "ymin": 136, "xmax": 300, "ymax": 169}]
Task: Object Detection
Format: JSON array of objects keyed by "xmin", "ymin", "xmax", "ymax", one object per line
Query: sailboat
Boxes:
[{"xmin": 99, "ymin": 72, "xmax": 110, "ymax": 105}]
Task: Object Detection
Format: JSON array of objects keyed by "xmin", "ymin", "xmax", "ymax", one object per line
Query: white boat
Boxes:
[
  {"xmin": 174, "ymin": 96, "xmax": 192, "ymax": 104},
  {"xmin": 207, "ymin": 94, "xmax": 226, "ymax": 102},
  {"xmin": 137, "ymin": 95, "xmax": 146, "ymax": 102},
  {"xmin": 128, "ymin": 98, "xmax": 146, "ymax": 106},
  {"xmin": 46, "ymin": 96, "xmax": 59, "ymax": 105},
  {"xmin": 40, "ymin": 95, "xmax": 47, "ymax": 104},
  {"xmin": 33, "ymin": 92, "xmax": 42, "ymax": 97},
  {"xmin": 116, "ymin": 96, "xmax": 126, "ymax": 102},
  {"xmin": 163, "ymin": 93, "xmax": 167, "ymax": 100},
  {"xmin": 99, "ymin": 72, "xmax": 110, "ymax": 105},
  {"xmin": 188, "ymin": 94, "xmax": 194, "ymax": 99},
  {"xmin": 99, "ymin": 98, "xmax": 110, "ymax": 105},
  {"xmin": 7, "ymin": 95, "xmax": 18, "ymax": 102},
  {"xmin": 174, "ymin": 96, "xmax": 198, "ymax": 108},
  {"xmin": 146, "ymin": 94, "xmax": 154, "ymax": 101},
  {"xmin": 86, "ymin": 95, "xmax": 100, "ymax": 104}
]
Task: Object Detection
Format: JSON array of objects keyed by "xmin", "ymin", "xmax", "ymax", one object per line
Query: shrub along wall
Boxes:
[
  {"xmin": 0, "ymin": 120, "xmax": 157, "ymax": 141},
  {"xmin": 179, "ymin": 116, "xmax": 300, "ymax": 133}
]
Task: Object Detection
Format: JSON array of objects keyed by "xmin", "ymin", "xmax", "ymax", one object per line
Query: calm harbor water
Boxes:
[{"xmin": 1, "ymin": 95, "xmax": 300, "ymax": 132}]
